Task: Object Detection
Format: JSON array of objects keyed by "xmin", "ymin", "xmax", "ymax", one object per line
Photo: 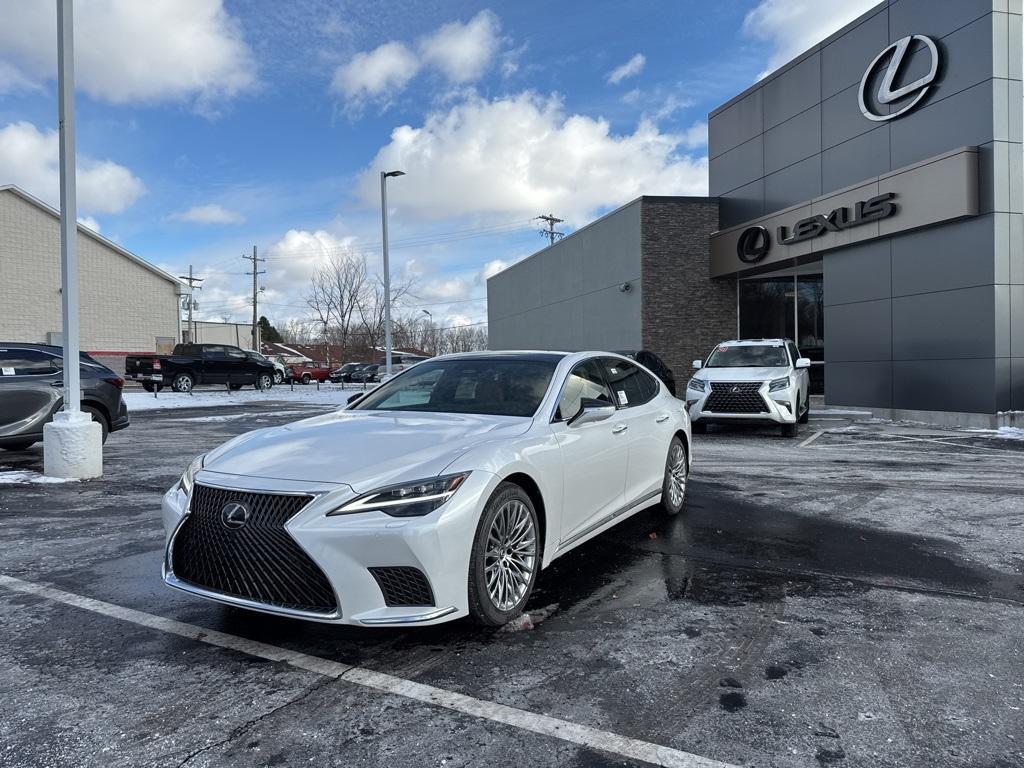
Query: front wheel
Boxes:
[
  {"xmin": 82, "ymin": 405, "xmax": 109, "ymax": 444},
  {"xmin": 468, "ymin": 483, "xmax": 540, "ymax": 627},
  {"xmin": 256, "ymin": 373, "xmax": 273, "ymax": 390},
  {"xmin": 273, "ymin": 371, "xmax": 283, "ymax": 385},
  {"xmin": 662, "ymin": 436, "xmax": 688, "ymax": 515},
  {"xmin": 301, "ymin": 373, "xmax": 311, "ymax": 385},
  {"xmin": 781, "ymin": 422, "xmax": 798, "ymax": 438}
]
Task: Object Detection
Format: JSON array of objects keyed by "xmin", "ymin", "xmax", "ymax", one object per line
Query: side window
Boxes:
[
  {"xmin": 225, "ymin": 347, "xmax": 246, "ymax": 359},
  {"xmin": 0, "ymin": 349, "xmax": 61, "ymax": 376},
  {"xmin": 203, "ymin": 345, "xmax": 227, "ymax": 359},
  {"xmin": 601, "ymin": 358, "xmax": 656, "ymax": 408},
  {"xmin": 555, "ymin": 359, "xmax": 613, "ymax": 421},
  {"xmin": 787, "ymin": 342, "xmax": 800, "ymax": 365}
]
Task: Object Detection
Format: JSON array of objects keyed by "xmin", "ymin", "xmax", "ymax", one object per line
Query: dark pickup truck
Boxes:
[{"xmin": 125, "ymin": 344, "xmax": 276, "ymax": 393}]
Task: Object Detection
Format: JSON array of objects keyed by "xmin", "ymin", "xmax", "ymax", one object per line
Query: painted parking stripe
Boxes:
[
  {"xmin": 798, "ymin": 429, "xmax": 825, "ymax": 448},
  {"xmin": 0, "ymin": 574, "xmax": 737, "ymax": 768}
]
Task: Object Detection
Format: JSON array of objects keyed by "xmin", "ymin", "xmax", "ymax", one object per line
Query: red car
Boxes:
[{"xmin": 288, "ymin": 361, "xmax": 332, "ymax": 384}]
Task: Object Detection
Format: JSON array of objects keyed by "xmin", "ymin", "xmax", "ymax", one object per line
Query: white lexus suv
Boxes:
[{"xmin": 685, "ymin": 339, "xmax": 811, "ymax": 437}]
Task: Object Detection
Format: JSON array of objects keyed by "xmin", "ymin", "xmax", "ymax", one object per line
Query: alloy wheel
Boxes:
[
  {"xmin": 484, "ymin": 499, "xmax": 537, "ymax": 612},
  {"xmin": 666, "ymin": 442, "xmax": 687, "ymax": 510}
]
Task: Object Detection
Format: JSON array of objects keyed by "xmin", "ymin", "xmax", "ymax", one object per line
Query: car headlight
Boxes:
[
  {"xmin": 176, "ymin": 454, "xmax": 205, "ymax": 495},
  {"xmin": 686, "ymin": 377, "xmax": 706, "ymax": 392},
  {"xmin": 768, "ymin": 376, "xmax": 791, "ymax": 393},
  {"xmin": 327, "ymin": 473, "xmax": 470, "ymax": 518}
]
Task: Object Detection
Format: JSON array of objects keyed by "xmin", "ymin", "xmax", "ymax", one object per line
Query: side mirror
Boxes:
[
  {"xmin": 795, "ymin": 358, "xmax": 811, "ymax": 369},
  {"xmin": 568, "ymin": 397, "xmax": 616, "ymax": 427},
  {"xmin": 346, "ymin": 393, "xmax": 364, "ymax": 405},
  {"xmin": 692, "ymin": 360, "xmax": 703, "ymax": 370}
]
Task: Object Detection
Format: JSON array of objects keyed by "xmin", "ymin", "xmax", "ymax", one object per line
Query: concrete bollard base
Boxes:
[{"xmin": 43, "ymin": 410, "xmax": 103, "ymax": 479}]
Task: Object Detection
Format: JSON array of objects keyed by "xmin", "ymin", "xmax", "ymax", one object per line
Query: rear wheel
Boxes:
[
  {"xmin": 301, "ymin": 373, "xmax": 311, "ymax": 385},
  {"xmin": 171, "ymin": 373, "xmax": 194, "ymax": 393},
  {"xmin": 781, "ymin": 422, "xmax": 798, "ymax": 438},
  {"xmin": 468, "ymin": 482, "xmax": 540, "ymax": 627},
  {"xmin": 273, "ymin": 371, "xmax": 283, "ymax": 385},
  {"xmin": 662, "ymin": 436, "xmax": 688, "ymax": 516},
  {"xmin": 82, "ymin": 405, "xmax": 109, "ymax": 444}
]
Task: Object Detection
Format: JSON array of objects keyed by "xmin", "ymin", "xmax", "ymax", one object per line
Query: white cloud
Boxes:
[
  {"xmin": 680, "ymin": 121, "xmax": 708, "ymax": 150},
  {"xmin": 743, "ymin": 0, "xmax": 880, "ymax": 77},
  {"xmin": 357, "ymin": 91, "xmax": 708, "ymax": 223},
  {"xmin": 479, "ymin": 259, "xmax": 508, "ymax": 283},
  {"xmin": 331, "ymin": 10, "xmax": 502, "ymax": 107},
  {"xmin": 173, "ymin": 204, "xmax": 245, "ymax": 225},
  {"xmin": 607, "ymin": 53, "xmax": 646, "ymax": 85},
  {"xmin": 0, "ymin": 121, "xmax": 145, "ymax": 214},
  {"xmin": 330, "ymin": 41, "xmax": 420, "ymax": 101},
  {"xmin": 77, "ymin": 216, "xmax": 100, "ymax": 233},
  {"xmin": 0, "ymin": 0, "xmax": 257, "ymax": 113},
  {"xmin": 416, "ymin": 277, "xmax": 472, "ymax": 303},
  {"xmin": 266, "ymin": 228, "xmax": 360, "ymax": 286},
  {"xmin": 419, "ymin": 10, "xmax": 501, "ymax": 84}
]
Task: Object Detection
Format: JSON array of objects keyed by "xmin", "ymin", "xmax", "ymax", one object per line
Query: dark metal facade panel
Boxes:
[
  {"xmin": 764, "ymin": 106, "xmax": 822, "ymax": 175},
  {"xmin": 888, "ymin": 0, "xmax": 993, "ymax": 41},
  {"xmin": 764, "ymin": 53, "xmax": 821, "ymax": 130},
  {"xmin": 892, "ymin": 358, "xmax": 999, "ymax": 413},
  {"xmin": 891, "ymin": 286, "xmax": 997, "ymax": 360},
  {"xmin": 888, "ymin": 81, "xmax": 995, "ymax": 169},
  {"xmin": 821, "ymin": 7, "xmax": 890, "ymax": 99},
  {"xmin": 764, "ymin": 154, "xmax": 823, "ymax": 214},
  {"xmin": 708, "ymin": 135, "xmax": 763, "ymax": 197},
  {"xmin": 825, "ymin": 299, "xmax": 893, "ymax": 362},
  {"xmin": 821, "ymin": 124, "xmax": 891, "ymax": 192},
  {"xmin": 709, "ymin": 90, "xmax": 763, "ymax": 160},
  {"xmin": 717, "ymin": 178, "xmax": 765, "ymax": 230},
  {"xmin": 826, "ymin": 361, "xmax": 894, "ymax": 408},
  {"xmin": 823, "ymin": 239, "xmax": 892, "ymax": 307},
  {"xmin": 890, "ymin": 214, "xmax": 996, "ymax": 296}
]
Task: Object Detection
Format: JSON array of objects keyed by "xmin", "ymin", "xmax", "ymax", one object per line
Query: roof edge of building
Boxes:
[{"xmin": 0, "ymin": 184, "xmax": 186, "ymax": 291}]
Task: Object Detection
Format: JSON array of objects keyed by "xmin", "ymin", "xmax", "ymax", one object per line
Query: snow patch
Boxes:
[
  {"xmin": 124, "ymin": 385, "xmax": 368, "ymax": 412},
  {"xmin": 0, "ymin": 470, "xmax": 79, "ymax": 485},
  {"xmin": 971, "ymin": 427, "xmax": 1024, "ymax": 442}
]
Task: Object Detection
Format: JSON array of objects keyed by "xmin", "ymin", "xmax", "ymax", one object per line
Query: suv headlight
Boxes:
[
  {"xmin": 176, "ymin": 454, "xmax": 205, "ymax": 495},
  {"xmin": 768, "ymin": 376, "xmax": 791, "ymax": 393},
  {"xmin": 328, "ymin": 473, "xmax": 469, "ymax": 518},
  {"xmin": 686, "ymin": 377, "xmax": 706, "ymax": 392}
]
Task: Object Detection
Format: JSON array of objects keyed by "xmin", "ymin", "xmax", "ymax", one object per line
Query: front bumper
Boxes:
[
  {"xmin": 686, "ymin": 383, "xmax": 798, "ymax": 425},
  {"xmin": 160, "ymin": 469, "xmax": 499, "ymax": 626}
]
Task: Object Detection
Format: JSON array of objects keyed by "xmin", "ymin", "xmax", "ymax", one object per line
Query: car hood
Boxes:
[
  {"xmin": 201, "ymin": 409, "xmax": 532, "ymax": 491},
  {"xmin": 695, "ymin": 366, "xmax": 790, "ymax": 383}
]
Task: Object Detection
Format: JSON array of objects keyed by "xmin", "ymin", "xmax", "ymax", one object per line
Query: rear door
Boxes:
[
  {"xmin": 0, "ymin": 348, "xmax": 63, "ymax": 438},
  {"xmin": 601, "ymin": 357, "xmax": 672, "ymax": 504},
  {"xmin": 224, "ymin": 346, "xmax": 255, "ymax": 383}
]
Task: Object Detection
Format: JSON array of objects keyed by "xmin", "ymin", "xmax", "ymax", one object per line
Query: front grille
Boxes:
[
  {"xmin": 171, "ymin": 484, "xmax": 337, "ymax": 614},
  {"xmin": 369, "ymin": 567, "xmax": 435, "ymax": 607},
  {"xmin": 704, "ymin": 382, "xmax": 769, "ymax": 414}
]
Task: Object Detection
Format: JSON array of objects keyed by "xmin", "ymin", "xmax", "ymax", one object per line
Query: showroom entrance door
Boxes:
[{"xmin": 738, "ymin": 267, "xmax": 824, "ymax": 394}]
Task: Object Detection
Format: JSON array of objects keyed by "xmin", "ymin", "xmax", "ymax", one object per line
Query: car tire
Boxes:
[
  {"xmin": 171, "ymin": 373, "xmax": 194, "ymax": 393},
  {"xmin": 301, "ymin": 374, "xmax": 311, "ymax": 385},
  {"xmin": 273, "ymin": 371, "xmax": 283, "ymax": 385},
  {"xmin": 467, "ymin": 482, "xmax": 540, "ymax": 627},
  {"xmin": 1, "ymin": 441, "xmax": 36, "ymax": 451},
  {"xmin": 82, "ymin": 405, "xmax": 109, "ymax": 444},
  {"xmin": 256, "ymin": 373, "xmax": 273, "ymax": 390},
  {"xmin": 662, "ymin": 436, "xmax": 688, "ymax": 516},
  {"xmin": 781, "ymin": 422, "xmax": 798, "ymax": 438},
  {"xmin": 798, "ymin": 393, "xmax": 809, "ymax": 424},
  {"xmin": 691, "ymin": 420, "xmax": 707, "ymax": 434}
]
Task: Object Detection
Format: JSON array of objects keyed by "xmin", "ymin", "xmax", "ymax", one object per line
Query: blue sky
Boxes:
[{"xmin": 0, "ymin": 0, "xmax": 876, "ymax": 332}]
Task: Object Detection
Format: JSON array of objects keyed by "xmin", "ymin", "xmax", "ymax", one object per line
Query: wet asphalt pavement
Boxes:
[{"xmin": 0, "ymin": 398, "xmax": 1022, "ymax": 768}]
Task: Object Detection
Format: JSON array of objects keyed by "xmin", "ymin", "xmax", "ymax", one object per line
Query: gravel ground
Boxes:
[{"xmin": 0, "ymin": 401, "xmax": 1021, "ymax": 768}]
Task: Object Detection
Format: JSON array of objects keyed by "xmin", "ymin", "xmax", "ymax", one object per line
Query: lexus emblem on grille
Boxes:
[
  {"xmin": 220, "ymin": 501, "xmax": 250, "ymax": 530},
  {"xmin": 731, "ymin": 385, "xmax": 741, "ymax": 394},
  {"xmin": 859, "ymin": 35, "xmax": 940, "ymax": 122}
]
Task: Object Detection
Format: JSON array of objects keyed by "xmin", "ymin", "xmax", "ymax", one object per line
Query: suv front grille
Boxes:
[
  {"xmin": 369, "ymin": 566, "xmax": 435, "ymax": 607},
  {"xmin": 171, "ymin": 484, "xmax": 337, "ymax": 614},
  {"xmin": 705, "ymin": 382, "xmax": 768, "ymax": 414}
]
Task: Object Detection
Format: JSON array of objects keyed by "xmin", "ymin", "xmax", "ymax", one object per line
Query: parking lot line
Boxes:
[
  {"xmin": 798, "ymin": 429, "xmax": 825, "ymax": 448},
  {"xmin": 0, "ymin": 574, "xmax": 738, "ymax": 768}
]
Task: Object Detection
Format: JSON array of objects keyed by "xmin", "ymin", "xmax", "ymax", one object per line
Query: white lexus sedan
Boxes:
[
  {"xmin": 162, "ymin": 351, "xmax": 691, "ymax": 627},
  {"xmin": 686, "ymin": 339, "xmax": 811, "ymax": 437}
]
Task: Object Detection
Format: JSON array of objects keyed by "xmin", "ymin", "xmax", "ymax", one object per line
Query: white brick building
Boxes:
[{"xmin": 0, "ymin": 185, "xmax": 184, "ymax": 371}]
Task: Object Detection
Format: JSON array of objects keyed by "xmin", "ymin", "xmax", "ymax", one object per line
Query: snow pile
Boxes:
[
  {"xmin": 994, "ymin": 427, "xmax": 1024, "ymax": 441},
  {"xmin": 124, "ymin": 385, "xmax": 367, "ymax": 412},
  {"xmin": 0, "ymin": 470, "xmax": 79, "ymax": 485}
]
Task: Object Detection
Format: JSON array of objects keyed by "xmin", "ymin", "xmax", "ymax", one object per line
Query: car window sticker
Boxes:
[
  {"xmin": 2, "ymin": 367, "xmax": 14, "ymax": 376},
  {"xmin": 617, "ymin": 390, "xmax": 628, "ymax": 406}
]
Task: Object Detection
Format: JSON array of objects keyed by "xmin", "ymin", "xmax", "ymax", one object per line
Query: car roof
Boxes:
[
  {"xmin": 433, "ymin": 351, "xmax": 569, "ymax": 363},
  {"xmin": 715, "ymin": 338, "xmax": 791, "ymax": 346}
]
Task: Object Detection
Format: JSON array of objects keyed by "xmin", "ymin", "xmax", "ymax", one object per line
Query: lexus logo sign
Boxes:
[
  {"xmin": 859, "ymin": 35, "xmax": 940, "ymax": 122},
  {"xmin": 736, "ymin": 225, "xmax": 771, "ymax": 263},
  {"xmin": 220, "ymin": 501, "xmax": 251, "ymax": 530}
]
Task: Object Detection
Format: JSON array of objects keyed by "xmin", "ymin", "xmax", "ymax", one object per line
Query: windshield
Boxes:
[
  {"xmin": 352, "ymin": 358, "xmax": 556, "ymax": 417},
  {"xmin": 706, "ymin": 344, "xmax": 788, "ymax": 368}
]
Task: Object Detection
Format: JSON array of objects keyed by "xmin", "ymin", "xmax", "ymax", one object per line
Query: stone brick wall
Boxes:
[
  {"xmin": 0, "ymin": 189, "xmax": 181, "ymax": 370},
  {"xmin": 640, "ymin": 197, "xmax": 736, "ymax": 380}
]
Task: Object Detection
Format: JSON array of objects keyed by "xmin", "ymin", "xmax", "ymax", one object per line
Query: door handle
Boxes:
[
  {"xmin": 655, "ymin": 414, "xmax": 670, "ymax": 423},
  {"xmin": 611, "ymin": 424, "xmax": 628, "ymax": 434}
]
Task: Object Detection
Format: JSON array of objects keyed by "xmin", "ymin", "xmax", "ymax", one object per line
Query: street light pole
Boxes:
[
  {"xmin": 380, "ymin": 170, "xmax": 405, "ymax": 375},
  {"xmin": 45, "ymin": 0, "xmax": 102, "ymax": 479}
]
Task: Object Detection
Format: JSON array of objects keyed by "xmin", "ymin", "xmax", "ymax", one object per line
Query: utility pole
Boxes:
[
  {"xmin": 177, "ymin": 265, "xmax": 204, "ymax": 344},
  {"xmin": 536, "ymin": 213, "xmax": 564, "ymax": 246},
  {"xmin": 243, "ymin": 245, "xmax": 265, "ymax": 351}
]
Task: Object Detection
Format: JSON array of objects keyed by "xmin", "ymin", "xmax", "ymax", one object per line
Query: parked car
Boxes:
[
  {"xmin": 288, "ymin": 361, "xmax": 332, "ymax": 385},
  {"xmin": 247, "ymin": 351, "xmax": 287, "ymax": 385},
  {"xmin": 0, "ymin": 343, "xmax": 129, "ymax": 450},
  {"xmin": 685, "ymin": 338, "xmax": 811, "ymax": 437},
  {"xmin": 162, "ymin": 351, "xmax": 691, "ymax": 627},
  {"xmin": 349, "ymin": 363, "xmax": 381, "ymax": 383},
  {"xmin": 329, "ymin": 362, "xmax": 366, "ymax": 383},
  {"xmin": 126, "ymin": 344, "xmax": 276, "ymax": 393}
]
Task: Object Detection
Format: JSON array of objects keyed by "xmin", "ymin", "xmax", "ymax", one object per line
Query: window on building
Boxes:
[{"xmin": 739, "ymin": 278, "xmax": 795, "ymax": 340}]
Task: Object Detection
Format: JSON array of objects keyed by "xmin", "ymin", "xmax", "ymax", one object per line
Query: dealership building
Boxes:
[{"xmin": 488, "ymin": 0, "xmax": 1023, "ymax": 427}]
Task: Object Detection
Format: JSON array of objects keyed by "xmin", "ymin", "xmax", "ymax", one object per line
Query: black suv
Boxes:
[{"xmin": 0, "ymin": 343, "xmax": 130, "ymax": 451}]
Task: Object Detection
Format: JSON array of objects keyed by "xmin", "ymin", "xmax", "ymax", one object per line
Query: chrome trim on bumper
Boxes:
[{"xmin": 358, "ymin": 606, "xmax": 458, "ymax": 625}]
